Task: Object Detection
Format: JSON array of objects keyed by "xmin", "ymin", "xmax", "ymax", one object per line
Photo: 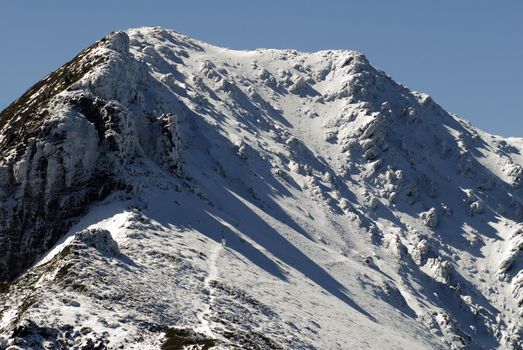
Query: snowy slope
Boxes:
[{"xmin": 0, "ymin": 27, "xmax": 522, "ymax": 349}]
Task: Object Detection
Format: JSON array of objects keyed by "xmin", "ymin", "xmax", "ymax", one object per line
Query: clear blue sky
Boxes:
[{"xmin": 1, "ymin": 1, "xmax": 521, "ymax": 136}]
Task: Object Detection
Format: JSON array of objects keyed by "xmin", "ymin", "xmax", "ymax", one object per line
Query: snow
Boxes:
[
  {"xmin": 34, "ymin": 199, "xmax": 134, "ymax": 268},
  {"xmin": 0, "ymin": 26, "xmax": 522, "ymax": 349},
  {"xmin": 195, "ymin": 243, "xmax": 221, "ymax": 338}
]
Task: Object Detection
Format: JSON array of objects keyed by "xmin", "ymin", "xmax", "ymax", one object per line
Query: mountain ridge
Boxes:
[{"xmin": 0, "ymin": 27, "xmax": 522, "ymax": 349}]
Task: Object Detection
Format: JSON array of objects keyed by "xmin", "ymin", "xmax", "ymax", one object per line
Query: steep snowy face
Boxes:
[{"xmin": 0, "ymin": 27, "xmax": 522, "ymax": 349}]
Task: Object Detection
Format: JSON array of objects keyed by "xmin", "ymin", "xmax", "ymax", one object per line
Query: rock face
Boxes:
[
  {"xmin": 0, "ymin": 32, "xmax": 184, "ymax": 281},
  {"xmin": 0, "ymin": 37, "xmax": 115, "ymax": 281},
  {"xmin": 0, "ymin": 27, "xmax": 522, "ymax": 349}
]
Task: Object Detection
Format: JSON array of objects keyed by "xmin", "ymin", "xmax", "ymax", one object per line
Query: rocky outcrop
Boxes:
[{"xmin": 0, "ymin": 32, "xmax": 184, "ymax": 282}]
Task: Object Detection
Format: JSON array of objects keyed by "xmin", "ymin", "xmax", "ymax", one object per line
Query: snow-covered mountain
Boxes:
[{"xmin": 0, "ymin": 27, "xmax": 522, "ymax": 349}]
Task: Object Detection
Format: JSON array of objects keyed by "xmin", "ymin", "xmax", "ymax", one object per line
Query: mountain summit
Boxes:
[{"xmin": 0, "ymin": 27, "xmax": 522, "ymax": 349}]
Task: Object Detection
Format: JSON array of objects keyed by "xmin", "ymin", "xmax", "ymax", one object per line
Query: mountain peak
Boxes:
[{"xmin": 105, "ymin": 30, "xmax": 130, "ymax": 53}]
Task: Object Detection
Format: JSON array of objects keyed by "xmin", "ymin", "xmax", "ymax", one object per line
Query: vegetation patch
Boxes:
[
  {"xmin": 161, "ymin": 327, "xmax": 217, "ymax": 350},
  {"xmin": 0, "ymin": 282, "xmax": 9, "ymax": 294},
  {"xmin": 221, "ymin": 330, "xmax": 283, "ymax": 350}
]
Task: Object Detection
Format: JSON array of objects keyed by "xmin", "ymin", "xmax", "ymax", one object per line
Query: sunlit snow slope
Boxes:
[{"xmin": 0, "ymin": 27, "xmax": 522, "ymax": 349}]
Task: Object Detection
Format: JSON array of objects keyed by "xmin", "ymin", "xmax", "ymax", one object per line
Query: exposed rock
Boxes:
[
  {"xmin": 411, "ymin": 239, "xmax": 430, "ymax": 266},
  {"xmin": 421, "ymin": 208, "xmax": 438, "ymax": 228},
  {"xmin": 74, "ymin": 229, "xmax": 120, "ymax": 256},
  {"xmin": 427, "ymin": 257, "xmax": 452, "ymax": 285},
  {"xmin": 0, "ymin": 32, "xmax": 184, "ymax": 282}
]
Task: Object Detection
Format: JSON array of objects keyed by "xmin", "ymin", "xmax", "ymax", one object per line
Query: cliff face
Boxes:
[
  {"xmin": 0, "ymin": 32, "xmax": 184, "ymax": 281},
  {"xmin": 0, "ymin": 27, "xmax": 522, "ymax": 349}
]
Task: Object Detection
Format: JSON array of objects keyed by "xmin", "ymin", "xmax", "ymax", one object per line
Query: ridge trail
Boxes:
[{"xmin": 196, "ymin": 242, "xmax": 222, "ymax": 338}]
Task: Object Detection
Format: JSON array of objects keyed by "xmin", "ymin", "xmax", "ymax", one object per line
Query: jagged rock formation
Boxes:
[
  {"xmin": 0, "ymin": 27, "xmax": 522, "ymax": 349},
  {"xmin": 0, "ymin": 32, "xmax": 185, "ymax": 281}
]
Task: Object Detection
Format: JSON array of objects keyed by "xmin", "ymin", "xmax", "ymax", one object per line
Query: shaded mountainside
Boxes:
[{"xmin": 0, "ymin": 27, "xmax": 522, "ymax": 349}]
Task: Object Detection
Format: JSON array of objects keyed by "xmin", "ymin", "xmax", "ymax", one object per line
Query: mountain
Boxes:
[{"xmin": 0, "ymin": 27, "xmax": 522, "ymax": 350}]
